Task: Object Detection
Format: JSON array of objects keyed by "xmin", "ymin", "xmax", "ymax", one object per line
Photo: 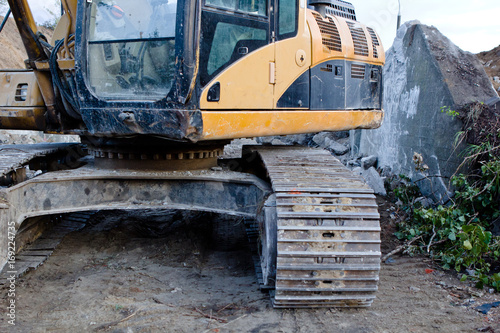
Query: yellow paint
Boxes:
[
  {"xmin": 200, "ymin": 8, "xmax": 385, "ymax": 112},
  {"xmin": 200, "ymin": 110, "xmax": 383, "ymax": 140},
  {"xmin": 0, "ymin": 71, "xmax": 46, "ymax": 130},
  {"xmin": 0, "ymin": 108, "xmax": 46, "ymax": 130},
  {"xmin": 274, "ymin": 6, "xmax": 312, "ymax": 106},
  {"xmin": 200, "ymin": 45, "xmax": 275, "ymax": 110},
  {"xmin": 200, "ymin": 5, "xmax": 313, "ymax": 110},
  {"xmin": 0, "ymin": 71, "xmax": 44, "ymax": 107},
  {"xmin": 19, "ymin": 0, "xmax": 38, "ymax": 33}
]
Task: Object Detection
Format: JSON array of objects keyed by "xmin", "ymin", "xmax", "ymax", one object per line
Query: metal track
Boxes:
[
  {"xmin": 252, "ymin": 146, "xmax": 381, "ymax": 308},
  {"xmin": 0, "ymin": 143, "xmax": 91, "ymax": 280},
  {"xmin": 0, "ymin": 212, "xmax": 93, "ymax": 281},
  {"xmin": 0, "ymin": 143, "xmax": 83, "ymax": 185}
]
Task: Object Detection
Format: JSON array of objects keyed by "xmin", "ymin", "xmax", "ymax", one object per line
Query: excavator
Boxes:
[{"xmin": 0, "ymin": 0, "xmax": 384, "ymax": 308}]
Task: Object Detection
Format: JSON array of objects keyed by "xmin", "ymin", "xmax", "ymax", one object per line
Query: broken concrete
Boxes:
[
  {"xmin": 356, "ymin": 21, "xmax": 498, "ymax": 201},
  {"xmin": 352, "ymin": 166, "xmax": 386, "ymax": 196},
  {"xmin": 361, "ymin": 155, "xmax": 377, "ymax": 170},
  {"xmin": 487, "ymin": 96, "xmax": 500, "ymax": 111}
]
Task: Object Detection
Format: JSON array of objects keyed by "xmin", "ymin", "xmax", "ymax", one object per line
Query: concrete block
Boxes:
[
  {"xmin": 361, "ymin": 155, "xmax": 377, "ymax": 169},
  {"xmin": 356, "ymin": 21, "xmax": 497, "ymax": 201}
]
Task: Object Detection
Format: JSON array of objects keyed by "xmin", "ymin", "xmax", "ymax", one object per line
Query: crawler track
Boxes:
[
  {"xmin": 0, "ymin": 212, "xmax": 93, "ymax": 281},
  {"xmin": 0, "ymin": 143, "xmax": 89, "ymax": 280},
  {"xmin": 0, "ymin": 143, "xmax": 82, "ymax": 184},
  {"xmin": 252, "ymin": 146, "xmax": 381, "ymax": 308}
]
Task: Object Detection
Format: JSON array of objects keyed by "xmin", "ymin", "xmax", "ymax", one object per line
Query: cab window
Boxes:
[
  {"xmin": 199, "ymin": 7, "xmax": 269, "ymax": 86},
  {"xmin": 278, "ymin": 0, "xmax": 297, "ymax": 38},
  {"xmin": 205, "ymin": 0, "xmax": 267, "ymax": 17}
]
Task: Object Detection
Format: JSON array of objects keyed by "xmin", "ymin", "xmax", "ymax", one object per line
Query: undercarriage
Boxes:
[{"xmin": 0, "ymin": 142, "xmax": 380, "ymax": 308}]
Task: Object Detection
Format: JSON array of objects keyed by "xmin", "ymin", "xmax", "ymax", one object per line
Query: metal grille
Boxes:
[
  {"xmin": 312, "ymin": 12, "xmax": 342, "ymax": 52},
  {"xmin": 347, "ymin": 22, "xmax": 369, "ymax": 57},
  {"xmin": 14, "ymin": 84, "xmax": 28, "ymax": 102},
  {"xmin": 325, "ymin": 7, "xmax": 356, "ymax": 21},
  {"xmin": 367, "ymin": 27, "xmax": 380, "ymax": 59},
  {"xmin": 351, "ymin": 64, "xmax": 365, "ymax": 79}
]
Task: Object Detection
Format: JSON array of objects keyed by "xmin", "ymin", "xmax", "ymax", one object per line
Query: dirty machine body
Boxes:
[{"xmin": 0, "ymin": 0, "xmax": 384, "ymax": 307}]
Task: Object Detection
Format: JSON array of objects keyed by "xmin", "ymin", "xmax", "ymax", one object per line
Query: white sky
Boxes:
[
  {"xmin": 355, "ymin": 0, "xmax": 500, "ymax": 53},
  {"xmin": 3, "ymin": 0, "xmax": 500, "ymax": 53}
]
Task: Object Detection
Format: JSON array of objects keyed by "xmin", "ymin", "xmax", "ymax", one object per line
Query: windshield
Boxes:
[{"xmin": 86, "ymin": 0, "xmax": 177, "ymax": 100}]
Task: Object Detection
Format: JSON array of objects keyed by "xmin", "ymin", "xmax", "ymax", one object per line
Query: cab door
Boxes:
[
  {"xmin": 199, "ymin": 0, "xmax": 275, "ymax": 110},
  {"xmin": 273, "ymin": 0, "xmax": 312, "ymax": 109}
]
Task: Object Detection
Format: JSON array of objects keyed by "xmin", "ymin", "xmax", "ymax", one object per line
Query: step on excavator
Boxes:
[{"xmin": 0, "ymin": 0, "xmax": 384, "ymax": 307}]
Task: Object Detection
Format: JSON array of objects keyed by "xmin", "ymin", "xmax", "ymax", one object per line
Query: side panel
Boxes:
[
  {"xmin": 0, "ymin": 71, "xmax": 46, "ymax": 130},
  {"xmin": 274, "ymin": 2, "xmax": 311, "ymax": 109},
  {"xmin": 346, "ymin": 63, "xmax": 382, "ymax": 110},
  {"xmin": 310, "ymin": 60, "xmax": 382, "ymax": 110},
  {"xmin": 200, "ymin": 110, "xmax": 383, "ymax": 140},
  {"xmin": 310, "ymin": 60, "xmax": 346, "ymax": 110},
  {"xmin": 200, "ymin": 45, "xmax": 275, "ymax": 110}
]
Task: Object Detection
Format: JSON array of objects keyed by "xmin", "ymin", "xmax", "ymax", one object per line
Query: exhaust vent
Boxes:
[
  {"xmin": 347, "ymin": 22, "xmax": 369, "ymax": 57},
  {"xmin": 367, "ymin": 27, "xmax": 380, "ymax": 58},
  {"xmin": 351, "ymin": 64, "xmax": 365, "ymax": 79},
  {"xmin": 309, "ymin": 0, "xmax": 357, "ymax": 21},
  {"xmin": 312, "ymin": 12, "xmax": 342, "ymax": 52},
  {"xmin": 15, "ymin": 84, "xmax": 28, "ymax": 102}
]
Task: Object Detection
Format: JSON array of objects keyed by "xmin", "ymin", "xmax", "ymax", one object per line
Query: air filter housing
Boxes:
[{"xmin": 308, "ymin": 0, "xmax": 357, "ymax": 21}]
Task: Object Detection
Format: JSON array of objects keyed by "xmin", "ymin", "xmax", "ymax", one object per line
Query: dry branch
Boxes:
[
  {"xmin": 382, "ymin": 235, "xmax": 423, "ymax": 262},
  {"xmin": 194, "ymin": 308, "xmax": 228, "ymax": 323}
]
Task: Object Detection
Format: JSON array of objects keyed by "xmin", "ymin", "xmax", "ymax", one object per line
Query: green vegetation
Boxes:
[
  {"xmin": 394, "ymin": 104, "xmax": 500, "ymax": 290},
  {"xmin": 440, "ymin": 105, "xmax": 460, "ymax": 118},
  {"xmin": 395, "ymin": 149, "xmax": 500, "ymax": 289}
]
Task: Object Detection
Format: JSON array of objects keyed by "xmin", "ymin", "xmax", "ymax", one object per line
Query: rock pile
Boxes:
[
  {"xmin": 256, "ymin": 131, "xmax": 351, "ymax": 159},
  {"xmin": 477, "ymin": 45, "xmax": 500, "ymax": 93},
  {"xmin": 355, "ymin": 21, "xmax": 498, "ymax": 203}
]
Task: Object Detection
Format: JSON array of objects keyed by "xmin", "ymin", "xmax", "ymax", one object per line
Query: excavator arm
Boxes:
[
  {"xmin": 6, "ymin": 0, "xmax": 59, "ymax": 126},
  {"xmin": 7, "ymin": 0, "xmax": 45, "ymax": 63},
  {"xmin": 4, "ymin": 0, "xmax": 79, "ymax": 130}
]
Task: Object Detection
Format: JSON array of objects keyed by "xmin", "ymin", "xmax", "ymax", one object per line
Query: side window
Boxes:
[
  {"xmin": 199, "ymin": 11, "xmax": 270, "ymax": 86},
  {"xmin": 205, "ymin": 0, "xmax": 267, "ymax": 16},
  {"xmin": 208, "ymin": 23, "xmax": 267, "ymax": 75},
  {"xmin": 278, "ymin": 0, "xmax": 297, "ymax": 38}
]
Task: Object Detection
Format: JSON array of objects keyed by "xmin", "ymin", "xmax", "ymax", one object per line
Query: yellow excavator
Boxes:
[{"xmin": 0, "ymin": 0, "xmax": 384, "ymax": 308}]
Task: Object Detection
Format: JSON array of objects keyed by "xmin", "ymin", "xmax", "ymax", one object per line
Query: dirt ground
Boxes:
[
  {"xmin": 0, "ymin": 16, "xmax": 53, "ymax": 69},
  {"xmin": 1, "ymin": 197, "xmax": 499, "ymax": 333}
]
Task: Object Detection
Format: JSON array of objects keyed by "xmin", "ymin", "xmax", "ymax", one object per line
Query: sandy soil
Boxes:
[
  {"xmin": 0, "ymin": 16, "xmax": 53, "ymax": 69},
  {"xmin": 1, "ymin": 199, "xmax": 499, "ymax": 333}
]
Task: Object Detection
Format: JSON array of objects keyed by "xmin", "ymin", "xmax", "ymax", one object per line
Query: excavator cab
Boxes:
[
  {"xmin": 73, "ymin": 0, "xmax": 384, "ymax": 143},
  {"xmin": 3, "ymin": 0, "xmax": 384, "ymax": 143}
]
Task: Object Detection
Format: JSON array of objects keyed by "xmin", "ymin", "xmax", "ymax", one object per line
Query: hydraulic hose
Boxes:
[{"xmin": 0, "ymin": 9, "xmax": 12, "ymax": 34}]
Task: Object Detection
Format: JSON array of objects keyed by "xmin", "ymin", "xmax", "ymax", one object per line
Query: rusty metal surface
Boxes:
[
  {"xmin": 88, "ymin": 145, "xmax": 224, "ymax": 171},
  {"xmin": 252, "ymin": 146, "xmax": 380, "ymax": 308},
  {"xmin": 0, "ymin": 143, "xmax": 82, "ymax": 185},
  {"xmin": 0, "ymin": 154, "xmax": 272, "ymax": 271}
]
